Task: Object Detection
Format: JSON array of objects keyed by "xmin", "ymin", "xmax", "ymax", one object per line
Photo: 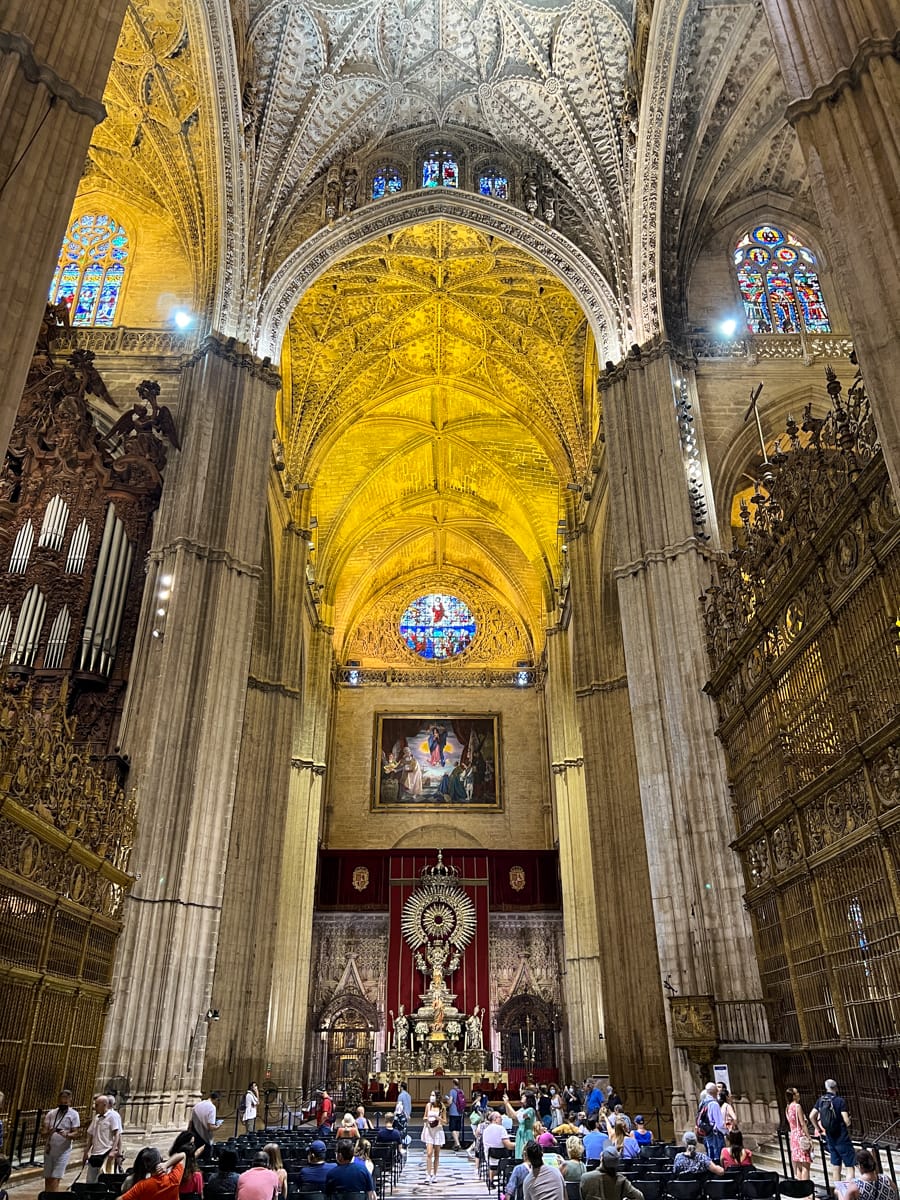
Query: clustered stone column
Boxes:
[
  {"xmin": 99, "ymin": 335, "xmax": 279, "ymax": 1122},
  {"xmin": 0, "ymin": 2, "xmax": 127, "ymax": 453},
  {"xmin": 565, "ymin": 513, "xmax": 674, "ymax": 1120},
  {"xmin": 600, "ymin": 344, "xmax": 763, "ymax": 1125},
  {"xmin": 544, "ymin": 625, "xmax": 607, "ymax": 1082},
  {"xmin": 760, "ymin": 0, "xmax": 900, "ymax": 492}
]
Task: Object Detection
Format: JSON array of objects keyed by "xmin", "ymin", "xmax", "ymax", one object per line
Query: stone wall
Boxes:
[{"xmin": 324, "ymin": 683, "xmax": 551, "ymax": 851}]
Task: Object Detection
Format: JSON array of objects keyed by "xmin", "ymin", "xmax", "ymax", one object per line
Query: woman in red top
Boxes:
[
  {"xmin": 122, "ymin": 1150, "xmax": 186, "ymax": 1200},
  {"xmin": 721, "ymin": 1130, "xmax": 753, "ymax": 1170},
  {"xmin": 170, "ymin": 1132, "xmax": 204, "ymax": 1200}
]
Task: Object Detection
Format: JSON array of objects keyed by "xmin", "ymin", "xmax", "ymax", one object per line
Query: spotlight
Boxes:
[
  {"xmin": 206, "ymin": 1008, "xmax": 220, "ymax": 1022},
  {"xmin": 719, "ymin": 318, "xmax": 737, "ymax": 338},
  {"xmin": 173, "ymin": 309, "xmax": 192, "ymax": 330}
]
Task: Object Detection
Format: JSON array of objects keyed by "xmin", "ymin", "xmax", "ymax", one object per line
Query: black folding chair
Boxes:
[
  {"xmin": 742, "ymin": 1174, "xmax": 779, "ymax": 1200},
  {"xmin": 666, "ymin": 1179, "xmax": 704, "ymax": 1200},
  {"xmin": 635, "ymin": 1182, "xmax": 661, "ymax": 1200},
  {"xmin": 705, "ymin": 1180, "xmax": 740, "ymax": 1200},
  {"xmin": 566, "ymin": 1182, "xmax": 582, "ymax": 1200},
  {"xmin": 777, "ymin": 1181, "xmax": 814, "ymax": 1200}
]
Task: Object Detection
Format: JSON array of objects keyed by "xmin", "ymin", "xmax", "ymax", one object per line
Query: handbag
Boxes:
[{"xmin": 798, "ymin": 1135, "xmax": 812, "ymax": 1153}]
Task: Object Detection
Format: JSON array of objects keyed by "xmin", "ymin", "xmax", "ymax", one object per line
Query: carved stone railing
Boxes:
[
  {"xmin": 691, "ymin": 331, "xmax": 855, "ymax": 363},
  {"xmin": 55, "ymin": 325, "xmax": 198, "ymax": 357}
]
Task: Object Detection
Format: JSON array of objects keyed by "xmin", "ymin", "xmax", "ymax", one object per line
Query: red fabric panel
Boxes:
[
  {"xmin": 386, "ymin": 852, "xmax": 490, "ymax": 1024},
  {"xmin": 488, "ymin": 851, "xmax": 561, "ymax": 909},
  {"xmin": 506, "ymin": 1068, "xmax": 560, "ymax": 1089},
  {"xmin": 317, "ymin": 851, "xmax": 389, "ymax": 908}
]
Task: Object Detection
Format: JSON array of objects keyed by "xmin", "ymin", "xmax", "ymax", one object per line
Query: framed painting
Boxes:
[{"xmin": 373, "ymin": 714, "xmax": 501, "ymax": 811}]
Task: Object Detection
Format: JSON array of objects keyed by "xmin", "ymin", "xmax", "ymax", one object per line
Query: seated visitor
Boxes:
[
  {"xmin": 672, "ymin": 1132, "xmax": 725, "ymax": 1176},
  {"xmin": 561, "ymin": 1139, "xmax": 587, "ymax": 1182},
  {"xmin": 721, "ymin": 1130, "xmax": 752, "ymax": 1170},
  {"xmin": 632, "ymin": 1117, "xmax": 652, "ymax": 1147},
  {"xmin": 204, "ymin": 1148, "xmax": 240, "ymax": 1200},
  {"xmin": 298, "ymin": 1141, "xmax": 336, "ymax": 1190},
  {"xmin": 325, "ymin": 1139, "xmax": 376, "ymax": 1200},
  {"xmin": 580, "ymin": 1149, "xmax": 645, "ymax": 1200},
  {"xmin": 376, "ymin": 1115, "xmax": 402, "ymax": 1144},
  {"xmin": 583, "ymin": 1119, "xmax": 608, "ymax": 1162}
]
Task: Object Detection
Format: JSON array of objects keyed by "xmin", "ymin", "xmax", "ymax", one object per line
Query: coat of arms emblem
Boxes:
[
  {"xmin": 509, "ymin": 865, "xmax": 526, "ymax": 892},
  {"xmin": 352, "ymin": 865, "xmax": 370, "ymax": 891}
]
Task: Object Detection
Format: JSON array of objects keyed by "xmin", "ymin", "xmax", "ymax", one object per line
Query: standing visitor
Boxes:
[
  {"xmin": 190, "ymin": 1090, "xmax": 222, "ymax": 1154},
  {"xmin": 785, "ymin": 1088, "xmax": 812, "ymax": 1182},
  {"xmin": 811, "ymin": 1080, "xmax": 855, "ymax": 1183},
  {"xmin": 242, "ymin": 1083, "xmax": 260, "ymax": 1133},
  {"xmin": 697, "ymin": 1083, "xmax": 726, "ymax": 1164},
  {"xmin": 83, "ymin": 1094, "xmax": 123, "ymax": 1182},
  {"xmin": 422, "ymin": 1091, "xmax": 446, "ymax": 1183},
  {"xmin": 42, "ymin": 1089, "xmax": 80, "ymax": 1193},
  {"xmin": 504, "ymin": 1090, "xmax": 538, "ymax": 1159},
  {"xmin": 446, "ymin": 1079, "xmax": 465, "ymax": 1151}
]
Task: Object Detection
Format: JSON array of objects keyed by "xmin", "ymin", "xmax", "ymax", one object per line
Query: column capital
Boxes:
[
  {"xmin": 187, "ymin": 333, "xmax": 282, "ymax": 389},
  {"xmin": 600, "ymin": 337, "xmax": 694, "ymax": 386},
  {"xmin": 0, "ymin": 29, "xmax": 107, "ymax": 120},
  {"xmin": 785, "ymin": 32, "xmax": 900, "ymax": 123}
]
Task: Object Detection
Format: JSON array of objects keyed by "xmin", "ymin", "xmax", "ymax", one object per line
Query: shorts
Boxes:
[
  {"xmin": 449, "ymin": 1115, "xmax": 463, "ymax": 1133},
  {"xmin": 44, "ymin": 1143, "xmax": 72, "ymax": 1180},
  {"xmin": 828, "ymin": 1135, "xmax": 855, "ymax": 1168}
]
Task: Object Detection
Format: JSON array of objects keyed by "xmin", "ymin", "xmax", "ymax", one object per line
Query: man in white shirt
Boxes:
[
  {"xmin": 191, "ymin": 1090, "xmax": 222, "ymax": 1151},
  {"xmin": 481, "ymin": 1111, "xmax": 514, "ymax": 1188},
  {"xmin": 42, "ymin": 1089, "xmax": 81, "ymax": 1191},
  {"xmin": 83, "ymin": 1095, "xmax": 123, "ymax": 1182}
]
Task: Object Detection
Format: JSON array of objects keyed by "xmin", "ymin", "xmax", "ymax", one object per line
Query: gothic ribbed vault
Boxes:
[{"xmin": 280, "ymin": 219, "xmax": 596, "ymax": 664}]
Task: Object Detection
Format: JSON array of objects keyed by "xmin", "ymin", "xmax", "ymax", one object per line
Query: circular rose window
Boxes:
[{"xmin": 399, "ymin": 594, "xmax": 476, "ymax": 660}]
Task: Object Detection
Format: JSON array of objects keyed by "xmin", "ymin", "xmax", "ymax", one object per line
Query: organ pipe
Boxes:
[
  {"xmin": 11, "ymin": 585, "xmax": 46, "ymax": 666},
  {"xmin": 44, "ymin": 606, "xmax": 71, "ymax": 669},
  {"xmin": 38, "ymin": 494, "xmax": 69, "ymax": 551},
  {"xmin": 65, "ymin": 518, "xmax": 90, "ymax": 574},
  {"xmin": 89, "ymin": 518, "xmax": 126, "ymax": 673},
  {"xmin": 104, "ymin": 543, "xmax": 133, "ymax": 676},
  {"xmin": 9, "ymin": 520, "xmax": 33, "ymax": 573},
  {"xmin": 80, "ymin": 504, "xmax": 117, "ymax": 670},
  {"xmin": 0, "ymin": 606, "xmax": 10, "ymax": 661}
]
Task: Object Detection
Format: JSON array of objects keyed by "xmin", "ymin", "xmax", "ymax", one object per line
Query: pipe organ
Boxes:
[{"xmin": 0, "ymin": 306, "xmax": 179, "ymax": 752}]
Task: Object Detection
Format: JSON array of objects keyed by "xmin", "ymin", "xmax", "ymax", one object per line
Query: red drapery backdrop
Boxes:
[{"xmin": 387, "ymin": 853, "xmax": 490, "ymax": 1023}]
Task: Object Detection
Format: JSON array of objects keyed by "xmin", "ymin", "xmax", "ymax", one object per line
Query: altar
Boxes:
[{"xmin": 406, "ymin": 1073, "xmax": 473, "ymax": 1105}]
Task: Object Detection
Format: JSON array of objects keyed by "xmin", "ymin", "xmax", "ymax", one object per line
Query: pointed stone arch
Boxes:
[{"xmin": 255, "ymin": 190, "xmax": 624, "ymax": 362}]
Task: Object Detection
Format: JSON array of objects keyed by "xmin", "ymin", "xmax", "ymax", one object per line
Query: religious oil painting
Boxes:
[{"xmin": 373, "ymin": 714, "xmax": 501, "ymax": 811}]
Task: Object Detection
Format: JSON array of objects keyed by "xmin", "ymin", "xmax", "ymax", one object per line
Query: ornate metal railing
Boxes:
[
  {"xmin": 335, "ymin": 665, "xmax": 543, "ymax": 688},
  {"xmin": 55, "ymin": 326, "xmax": 198, "ymax": 357}
]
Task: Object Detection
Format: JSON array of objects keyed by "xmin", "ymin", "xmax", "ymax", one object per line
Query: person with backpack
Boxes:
[
  {"xmin": 445, "ymin": 1078, "xmax": 465, "ymax": 1150},
  {"xmin": 811, "ymin": 1079, "xmax": 855, "ymax": 1182},
  {"xmin": 696, "ymin": 1083, "xmax": 726, "ymax": 1164}
]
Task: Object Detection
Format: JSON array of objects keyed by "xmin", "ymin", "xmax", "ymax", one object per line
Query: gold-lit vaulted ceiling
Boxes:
[{"xmin": 280, "ymin": 220, "xmax": 596, "ymax": 664}]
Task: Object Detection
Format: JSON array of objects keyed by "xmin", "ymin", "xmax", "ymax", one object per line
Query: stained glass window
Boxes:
[
  {"xmin": 421, "ymin": 150, "xmax": 458, "ymax": 189},
  {"xmin": 49, "ymin": 213, "xmax": 129, "ymax": 326},
  {"xmin": 399, "ymin": 594, "xmax": 476, "ymax": 660},
  {"xmin": 733, "ymin": 224, "xmax": 830, "ymax": 335},
  {"xmin": 478, "ymin": 169, "xmax": 509, "ymax": 200},
  {"xmin": 372, "ymin": 167, "xmax": 403, "ymax": 199}
]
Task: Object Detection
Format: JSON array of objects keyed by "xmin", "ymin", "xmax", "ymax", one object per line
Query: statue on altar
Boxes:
[
  {"xmin": 391, "ymin": 1004, "xmax": 409, "ymax": 1050},
  {"xmin": 431, "ymin": 990, "xmax": 446, "ymax": 1034},
  {"xmin": 466, "ymin": 1006, "xmax": 484, "ymax": 1049}
]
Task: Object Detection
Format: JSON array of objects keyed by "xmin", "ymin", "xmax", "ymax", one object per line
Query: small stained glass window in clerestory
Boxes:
[
  {"xmin": 372, "ymin": 168, "xmax": 403, "ymax": 199},
  {"xmin": 49, "ymin": 214, "xmax": 129, "ymax": 326},
  {"xmin": 733, "ymin": 224, "xmax": 830, "ymax": 335},
  {"xmin": 478, "ymin": 170, "xmax": 509, "ymax": 200},
  {"xmin": 399, "ymin": 594, "xmax": 476, "ymax": 660},
  {"xmin": 422, "ymin": 150, "xmax": 458, "ymax": 189}
]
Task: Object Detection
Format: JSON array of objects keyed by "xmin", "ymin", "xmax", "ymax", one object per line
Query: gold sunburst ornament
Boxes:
[{"xmin": 401, "ymin": 852, "xmax": 477, "ymax": 977}]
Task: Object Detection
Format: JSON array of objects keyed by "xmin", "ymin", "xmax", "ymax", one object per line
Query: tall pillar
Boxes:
[
  {"xmin": 544, "ymin": 625, "xmax": 607, "ymax": 1082},
  {"xmin": 601, "ymin": 344, "xmax": 763, "ymax": 1124},
  {"xmin": 98, "ymin": 335, "xmax": 279, "ymax": 1125},
  {"xmin": 760, "ymin": 0, "xmax": 900, "ymax": 491},
  {"xmin": 264, "ymin": 621, "xmax": 333, "ymax": 1079},
  {"xmin": 202, "ymin": 516, "xmax": 308, "ymax": 1092},
  {"xmin": 0, "ymin": 2, "xmax": 127, "ymax": 452},
  {"xmin": 567, "ymin": 512, "xmax": 673, "ymax": 1123}
]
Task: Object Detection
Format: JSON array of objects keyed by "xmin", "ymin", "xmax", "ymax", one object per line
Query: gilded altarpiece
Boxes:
[
  {"xmin": 490, "ymin": 912, "xmax": 564, "ymax": 1078},
  {"xmin": 702, "ymin": 365, "xmax": 900, "ymax": 1138}
]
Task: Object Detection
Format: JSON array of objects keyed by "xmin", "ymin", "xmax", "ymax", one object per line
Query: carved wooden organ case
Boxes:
[{"xmin": 0, "ymin": 306, "xmax": 180, "ymax": 758}]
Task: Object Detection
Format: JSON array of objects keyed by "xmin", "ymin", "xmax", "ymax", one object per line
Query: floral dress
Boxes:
[
  {"xmin": 515, "ymin": 1107, "xmax": 536, "ymax": 1159},
  {"xmin": 787, "ymin": 1101, "xmax": 811, "ymax": 1165}
]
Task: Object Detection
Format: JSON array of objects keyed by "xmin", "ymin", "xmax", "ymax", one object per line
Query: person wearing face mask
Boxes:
[
  {"xmin": 42, "ymin": 1090, "xmax": 80, "ymax": 1192},
  {"xmin": 421, "ymin": 1091, "xmax": 446, "ymax": 1184}
]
